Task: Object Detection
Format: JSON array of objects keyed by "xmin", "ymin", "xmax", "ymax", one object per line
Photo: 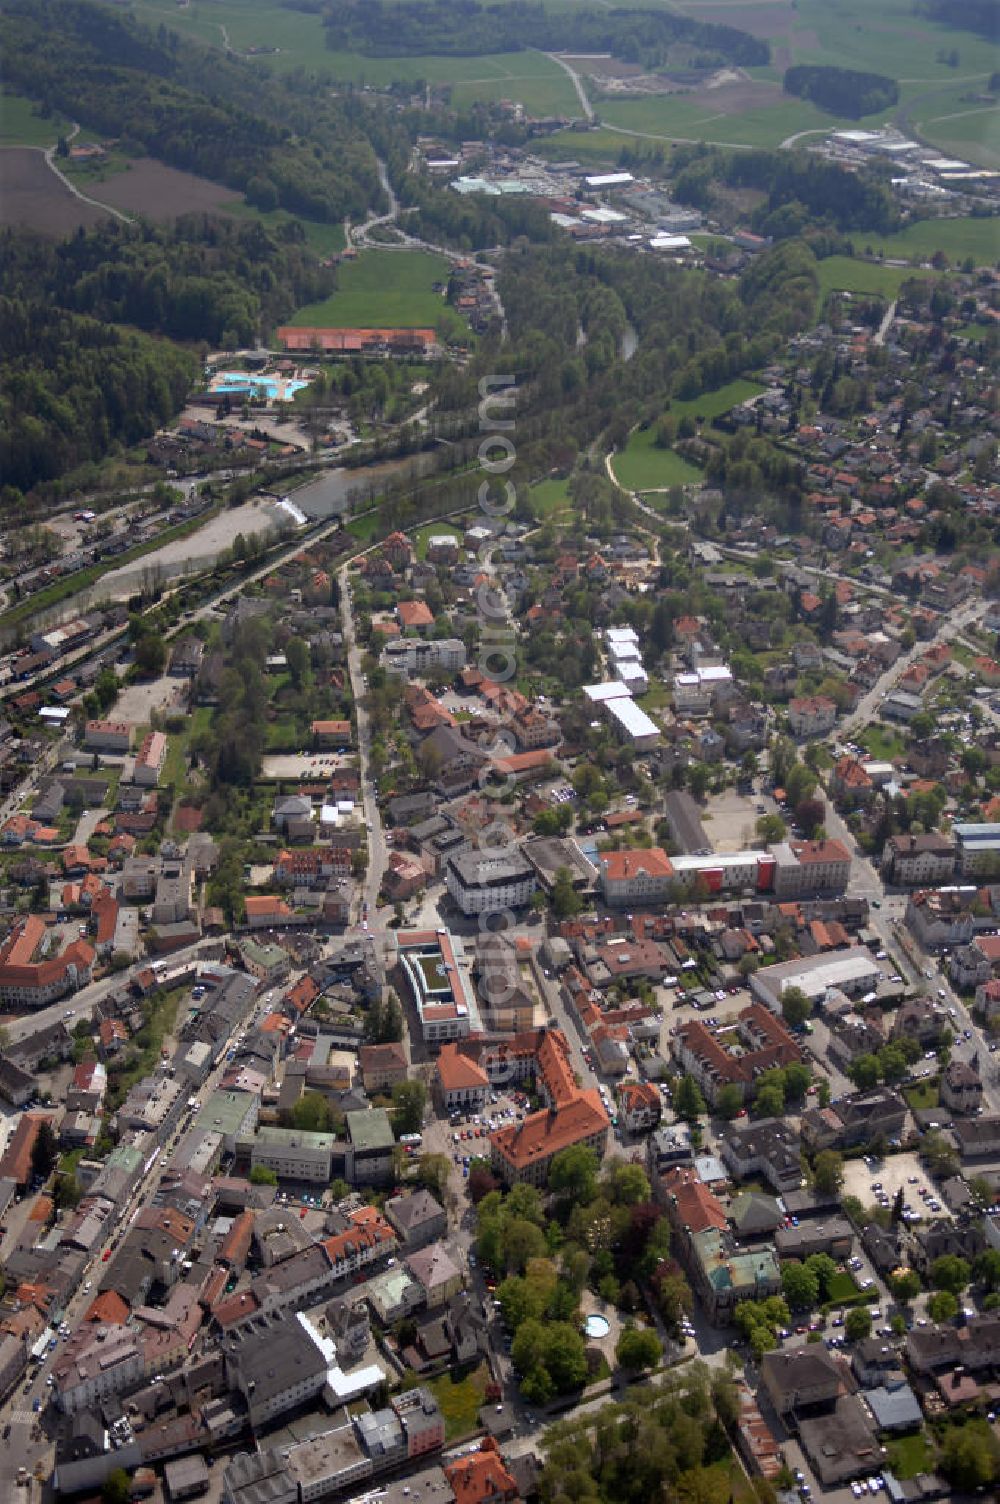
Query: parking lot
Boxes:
[{"xmin": 840, "ymin": 1148, "xmax": 949, "ymax": 1220}]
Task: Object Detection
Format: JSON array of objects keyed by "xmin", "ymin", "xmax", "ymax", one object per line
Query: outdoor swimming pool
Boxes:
[
  {"xmin": 584, "ymin": 1314, "xmax": 610, "ymax": 1339},
  {"xmin": 210, "ymin": 372, "xmax": 310, "ymax": 400}
]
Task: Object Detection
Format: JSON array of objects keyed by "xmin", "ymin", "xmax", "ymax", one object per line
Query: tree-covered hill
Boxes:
[{"xmin": 322, "ymin": 0, "xmax": 770, "ymax": 68}]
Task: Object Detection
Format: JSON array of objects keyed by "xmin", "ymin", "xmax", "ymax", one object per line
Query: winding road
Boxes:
[
  {"xmin": 43, "ymin": 123, "xmax": 133, "ymax": 225},
  {"xmin": 546, "ymin": 53, "xmax": 595, "ymax": 122}
]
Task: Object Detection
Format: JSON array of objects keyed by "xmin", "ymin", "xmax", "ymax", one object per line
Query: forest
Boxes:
[
  {"xmin": 0, "ymin": 0, "xmax": 388, "ymax": 223},
  {"xmin": 0, "ymin": 215, "xmax": 336, "ymax": 497},
  {"xmin": 322, "ymin": 0, "xmax": 770, "ymax": 68},
  {"xmin": 783, "ymin": 65, "xmax": 898, "ymax": 120},
  {"xmin": 918, "ymin": 0, "xmax": 998, "ymax": 39},
  {"xmin": 0, "ymin": 293, "xmax": 195, "ymax": 496},
  {"xmin": 672, "ymin": 147, "xmax": 900, "ymax": 237}
]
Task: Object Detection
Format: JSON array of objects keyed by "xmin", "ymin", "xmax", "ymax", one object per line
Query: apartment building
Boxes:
[
  {"xmin": 672, "ymin": 1004, "xmax": 801, "ymax": 1106},
  {"xmin": 134, "ymin": 731, "xmax": 167, "ymax": 787},
  {"xmin": 787, "ymin": 696, "xmax": 837, "ymax": 738},
  {"xmin": 445, "ymin": 850, "xmax": 537, "ymax": 916},
  {"xmin": 251, "ymin": 1128, "xmax": 336, "ymax": 1184},
  {"xmin": 0, "ymin": 916, "xmax": 95, "ymax": 1007},
  {"xmin": 52, "ymin": 1327, "xmax": 143, "ymax": 1414},
  {"xmin": 882, "ymin": 833, "xmax": 955, "ymax": 886},
  {"xmin": 381, "ymin": 638, "xmax": 467, "ymax": 679},
  {"xmin": 84, "ymin": 720, "xmax": 134, "ymax": 753}
]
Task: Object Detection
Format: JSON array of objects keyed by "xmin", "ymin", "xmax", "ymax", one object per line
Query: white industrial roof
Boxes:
[{"xmin": 607, "ymin": 698, "xmax": 660, "ymax": 740}]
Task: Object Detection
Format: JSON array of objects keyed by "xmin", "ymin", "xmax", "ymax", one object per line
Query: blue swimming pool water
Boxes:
[{"xmin": 211, "ymin": 373, "xmax": 309, "ymax": 399}]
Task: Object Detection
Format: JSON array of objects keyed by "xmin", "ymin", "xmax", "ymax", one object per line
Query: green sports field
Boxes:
[
  {"xmin": 612, "ymin": 428, "xmax": 704, "ymax": 492},
  {"xmin": 815, "ymin": 256, "xmax": 937, "ymax": 297},
  {"xmin": 290, "ymin": 249, "xmax": 456, "ymax": 331}
]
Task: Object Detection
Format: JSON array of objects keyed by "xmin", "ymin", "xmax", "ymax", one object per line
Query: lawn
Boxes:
[
  {"xmin": 857, "ymin": 725, "xmax": 906, "ymax": 759},
  {"xmin": 904, "ymin": 1079, "xmax": 940, "ymax": 1112},
  {"xmin": 886, "ymin": 1428, "xmax": 936, "ymax": 1480},
  {"xmin": 290, "ymin": 249, "xmax": 458, "ymax": 332},
  {"xmin": 599, "ymin": 91, "xmax": 857, "ymax": 151},
  {"xmin": 162, "ymin": 705, "xmax": 213, "ymax": 799},
  {"xmin": 816, "ymin": 256, "xmax": 936, "ymax": 298},
  {"xmin": 612, "ymin": 427, "xmax": 704, "ymax": 492},
  {"xmin": 426, "ymin": 1362, "xmax": 489, "ymax": 1442},
  {"xmin": 0, "ymin": 88, "xmax": 71, "ymax": 146},
  {"xmin": 346, "ymin": 509, "xmax": 387, "ymax": 544},
  {"xmin": 413, "ymin": 522, "xmax": 461, "ymax": 560},
  {"xmin": 825, "ymin": 1270, "xmax": 863, "ymax": 1305},
  {"xmin": 853, "ymin": 216, "xmax": 1000, "ymax": 267},
  {"xmin": 223, "ymin": 200, "xmax": 345, "ymax": 258},
  {"xmin": 668, "ymin": 379, "xmax": 766, "ymax": 424},
  {"xmin": 529, "ymin": 477, "xmax": 573, "ymax": 521}
]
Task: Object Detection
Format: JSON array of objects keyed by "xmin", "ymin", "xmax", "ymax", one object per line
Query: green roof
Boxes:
[
  {"xmin": 196, "ymin": 1089, "xmax": 257, "ymax": 1138},
  {"xmin": 255, "ymin": 1126, "xmax": 337, "ymax": 1150},
  {"xmin": 346, "ymin": 1107, "xmax": 394, "ymax": 1151}
]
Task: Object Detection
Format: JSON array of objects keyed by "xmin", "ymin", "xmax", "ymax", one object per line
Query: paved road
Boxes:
[
  {"xmin": 545, "ymin": 54, "xmax": 594, "ymax": 122},
  {"xmin": 0, "ymin": 980, "xmax": 261, "ymax": 1493},
  {"xmin": 338, "ymin": 564, "xmax": 388, "ymax": 928}
]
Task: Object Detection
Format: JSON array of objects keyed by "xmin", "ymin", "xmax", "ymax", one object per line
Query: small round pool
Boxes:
[{"xmin": 584, "ymin": 1314, "xmax": 610, "ymax": 1339}]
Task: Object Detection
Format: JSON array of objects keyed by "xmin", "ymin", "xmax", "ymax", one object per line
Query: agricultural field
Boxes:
[
  {"xmin": 678, "ymin": 0, "xmax": 1000, "ymax": 85},
  {"xmin": 815, "ymin": 255, "xmax": 936, "ymax": 297},
  {"xmin": 290, "ymin": 249, "xmax": 459, "ymax": 332},
  {"xmin": 612, "ymin": 427, "xmax": 703, "ymax": 492},
  {"xmin": 851, "ymin": 216, "xmax": 1000, "ymax": 266},
  {"xmin": 0, "ymin": 146, "xmax": 107, "ymax": 234},
  {"xmin": 0, "ymin": 88, "xmax": 71, "ymax": 146},
  {"xmin": 597, "ymin": 87, "xmax": 869, "ymax": 151},
  {"xmin": 63, "ymin": 157, "xmax": 241, "ymax": 222}
]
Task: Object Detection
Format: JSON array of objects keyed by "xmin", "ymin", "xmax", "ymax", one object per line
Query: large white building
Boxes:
[
  {"xmin": 445, "ymin": 849, "xmax": 537, "ymax": 915},
  {"xmin": 750, "ymin": 949, "xmax": 882, "ymax": 1012},
  {"xmin": 52, "ymin": 1328, "xmax": 143, "ymax": 1414},
  {"xmin": 380, "ymin": 638, "xmax": 467, "ymax": 679},
  {"xmin": 251, "ymin": 1128, "xmax": 336, "ymax": 1184}
]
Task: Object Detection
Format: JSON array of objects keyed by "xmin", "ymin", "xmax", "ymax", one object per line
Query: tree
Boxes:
[
  {"xmin": 550, "ymin": 1143, "xmax": 599, "ymax": 1205},
  {"xmin": 813, "ymin": 1149, "xmax": 844, "ymax": 1195},
  {"xmin": 930, "ymin": 1254, "xmax": 971, "ymax": 1294},
  {"xmin": 249, "ymin": 1164, "xmax": 278, "ymax": 1186},
  {"xmin": 928, "ymin": 1289, "xmax": 959, "ymax": 1323},
  {"xmin": 890, "ymin": 1269, "xmax": 921, "ymax": 1304},
  {"xmin": 781, "ymin": 1262, "xmax": 819, "ymax": 1310},
  {"xmin": 716, "ymin": 1083, "xmax": 744, "ymax": 1120},
  {"xmin": 391, "ymin": 1078, "xmax": 427, "ymax": 1136},
  {"xmin": 940, "ymin": 1418, "xmax": 1000, "ymax": 1491},
  {"xmin": 922, "ymin": 1131, "xmax": 959, "ymax": 1177},
  {"xmin": 783, "ymin": 1062, "xmax": 811, "ymax": 1101},
  {"xmin": 285, "ymin": 635, "xmax": 310, "ymax": 690},
  {"xmin": 756, "ymin": 813, "xmax": 786, "ymax": 843},
  {"xmin": 603, "ymin": 1161, "xmax": 651, "ymax": 1206},
  {"xmin": 973, "ymin": 1248, "xmax": 1000, "ymax": 1292},
  {"xmin": 290, "ymin": 1092, "xmax": 333, "ymax": 1134},
  {"xmin": 415, "ymin": 1153, "xmax": 450, "ymax": 1200},
  {"xmin": 134, "ymin": 630, "xmax": 167, "ymax": 676},
  {"xmin": 468, "ymin": 1164, "xmax": 499, "ymax": 1204},
  {"xmin": 780, "ymin": 986, "xmax": 811, "ymax": 1029},
  {"xmin": 845, "ymin": 1307, "xmax": 871, "ymax": 1342},
  {"xmin": 755, "ymin": 1083, "xmax": 785, "ymax": 1119},
  {"xmin": 804, "ymin": 1253, "xmax": 838, "ymax": 1301},
  {"xmin": 616, "ymin": 1326, "xmax": 661, "ymax": 1372},
  {"xmin": 673, "ymin": 1074, "xmax": 706, "ymax": 1120},
  {"xmin": 103, "ymin": 1471, "xmax": 132, "ymax": 1504},
  {"xmin": 31, "ymin": 1119, "xmax": 58, "ymax": 1181},
  {"xmin": 551, "ymin": 866, "xmax": 583, "ymax": 921},
  {"xmin": 848, "ymin": 1054, "xmax": 881, "ymax": 1090}
]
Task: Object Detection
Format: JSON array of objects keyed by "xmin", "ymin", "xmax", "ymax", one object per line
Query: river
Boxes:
[{"xmin": 292, "ymin": 451, "xmax": 439, "ymax": 520}]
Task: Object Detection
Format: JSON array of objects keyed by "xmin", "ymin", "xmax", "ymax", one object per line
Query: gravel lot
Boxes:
[
  {"xmin": 840, "ymin": 1149, "xmax": 949, "ymax": 1219},
  {"xmin": 701, "ymin": 788, "xmax": 764, "ymax": 853},
  {"xmin": 114, "ymin": 673, "xmax": 186, "ymax": 724}
]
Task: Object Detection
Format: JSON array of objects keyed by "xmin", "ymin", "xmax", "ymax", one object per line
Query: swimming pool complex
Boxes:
[{"xmin": 210, "ymin": 372, "xmax": 310, "ymax": 401}]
